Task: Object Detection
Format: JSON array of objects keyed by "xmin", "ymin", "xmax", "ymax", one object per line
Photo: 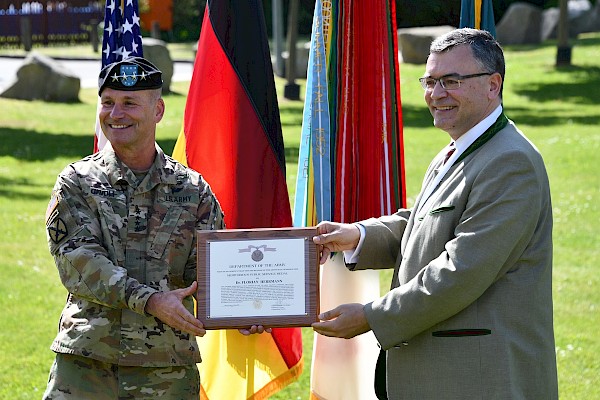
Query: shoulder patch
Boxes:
[
  {"xmin": 46, "ymin": 191, "xmax": 68, "ymax": 244},
  {"xmin": 47, "ymin": 217, "xmax": 68, "ymax": 244}
]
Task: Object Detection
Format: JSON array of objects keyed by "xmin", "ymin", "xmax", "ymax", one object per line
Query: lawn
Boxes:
[{"xmin": 1, "ymin": 33, "xmax": 599, "ymax": 399}]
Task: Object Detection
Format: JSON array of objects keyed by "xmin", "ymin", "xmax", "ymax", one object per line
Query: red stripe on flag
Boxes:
[
  {"xmin": 389, "ymin": 0, "xmax": 406, "ymax": 209},
  {"xmin": 182, "ymin": 6, "xmax": 301, "ymax": 399},
  {"xmin": 271, "ymin": 327, "xmax": 303, "ymax": 368},
  {"xmin": 334, "ymin": 0, "xmax": 405, "ymax": 222}
]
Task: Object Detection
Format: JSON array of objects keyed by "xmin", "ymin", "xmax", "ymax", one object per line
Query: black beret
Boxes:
[{"xmin": 98, "ymin": 57, "xmax": 163, "ymax": 95}]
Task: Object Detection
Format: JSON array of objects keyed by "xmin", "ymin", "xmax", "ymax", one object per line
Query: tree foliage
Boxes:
[{"xmin": 171, "ymin": 0, "xmax": 205, "ymax": 41}]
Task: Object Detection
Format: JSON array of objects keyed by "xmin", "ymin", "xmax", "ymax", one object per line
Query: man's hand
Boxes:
[
  {"xmin": 145, "ymin": 281, "xmax": 206, "ymax": 337},
  {"xmin": 238, "ymin": 326, "xmax": 272, "ymax": 336},
  {"xmin": 311, "ymin": 303, "xmax": 371, "ymax": 339},
  {"xmin": 313, "ymin": 221, "xmax": 361, "ymax": 264}
]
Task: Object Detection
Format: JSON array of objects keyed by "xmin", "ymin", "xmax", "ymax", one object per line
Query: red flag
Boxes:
[
  {"xmin": 335, "ymin": 0, "xmax": 405, "ymax": 222},
  {"xmin": 299, "ymin": 1, "xmax": 406, "ymax": 399},
  {"xmin": 172, "ymin": 1, "xmax": 303, "ymax": 398}
]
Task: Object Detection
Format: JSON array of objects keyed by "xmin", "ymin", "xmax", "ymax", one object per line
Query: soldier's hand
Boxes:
[
  {"xmin": 145, "ymin": 281, "xmax": 206, "ymax": 337},
  {"xmin": 238, "ymin": 325, "xmax": 272, "ymax": 336}
]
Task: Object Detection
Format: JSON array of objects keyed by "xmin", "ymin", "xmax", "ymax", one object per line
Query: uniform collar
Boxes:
[{"xmin": 102, "ymin": 143, "xmax": 180, "ymax": 189}]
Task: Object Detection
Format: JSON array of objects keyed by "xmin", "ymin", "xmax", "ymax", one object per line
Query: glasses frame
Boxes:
[{"xmin": 419, "ymin": 72, "xmax": 493, "ymax": 90}]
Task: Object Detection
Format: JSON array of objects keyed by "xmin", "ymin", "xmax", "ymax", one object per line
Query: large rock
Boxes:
[
  {"xmin": 142, "ymin": 37, "xmax": 173, "ymax": 94},
  {"xmin": 542, "ymin": 0, "xmax": 596, "ymax": 41},
  {"xmin": 0, "ymin": 52, "xmax": 80, "ymax": 102},
  {"xmin": 569, "ymin": 0, "xmax": 593, "ymax": 19},
  {"xmin": 572, "ymin": 0, "xmax": 600, "ymax": 34},
  {"xmin": 397, "ymin": 25, "xmax": 456, "ymax": 64},
  {"xmin": 542, "ymin": 8, "xmax": 565, "ymax": 41},
  {"xmin": 496, "ymin": 3, "xmax": 543, "ymax": 45}
]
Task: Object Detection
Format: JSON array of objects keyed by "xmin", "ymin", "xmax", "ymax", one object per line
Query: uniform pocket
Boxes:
[
  {"xmin": 147, "ymin": 204, "xmax": 195, "ymax": 288},
  {"xmin": 97, "ymin": 200, "xmax": 126, "ymax": 264},
  {"xmin": 147, "ymin": 206, "xmax": 184, "ymax": 259}
]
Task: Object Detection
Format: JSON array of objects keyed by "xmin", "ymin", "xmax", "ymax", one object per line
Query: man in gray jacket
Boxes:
[{"xmin": 312, "ymin": 28, "xmax": 559, "ymax": 399}]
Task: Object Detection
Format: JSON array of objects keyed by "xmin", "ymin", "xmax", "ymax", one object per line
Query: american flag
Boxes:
[{"xmin": 94, "ymin": 0, "xmax": 144, "ymax": 152}]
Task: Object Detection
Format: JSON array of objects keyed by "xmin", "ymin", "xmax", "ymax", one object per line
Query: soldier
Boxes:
[{"xmin": 43, "ymin": 57, "xmax": 262, "ymax": 399}]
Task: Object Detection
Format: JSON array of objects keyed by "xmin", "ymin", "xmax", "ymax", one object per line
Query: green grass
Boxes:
[{"xmin": 1, "ymin": 34, "xmax": 599, "ymax": 399}]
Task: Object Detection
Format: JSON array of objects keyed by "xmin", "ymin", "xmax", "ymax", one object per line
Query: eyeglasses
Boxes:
[{"xmin": 418, "ymin": 72, "xmax": 492, "ymax": 90}]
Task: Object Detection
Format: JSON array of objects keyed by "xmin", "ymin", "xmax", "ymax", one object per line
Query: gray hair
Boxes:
[{"xmin": 430, "ymin": 28, "xmax": 505, "ymax": 97}]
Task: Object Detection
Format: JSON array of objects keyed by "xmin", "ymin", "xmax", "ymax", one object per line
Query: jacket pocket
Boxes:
[
  {"xmin": 147, "ymin": 206, "xmax": 184, "ymax": 259},
  {"xmin": 417, "ymin": 205, "xmax": 456, "ymax": 221},
  {"xmin": 98, "ymin": 200, "xmax": 126, "ymax": 265},
  {"xmin": 147, "ymin": 204, "xmax": 194, "ymax": 288},
  {"xmin": 428, "ymin": 205, "xmax": 455, "ymax": 215},
  {"xmin": 432, "ymin": 329, "xmax": 491, "ymax": 337}
]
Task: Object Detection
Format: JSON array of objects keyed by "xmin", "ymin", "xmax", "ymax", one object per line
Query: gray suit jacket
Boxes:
[{"xmin": 354, "ymin": 119, "xmax": 558, "ymax": 399}]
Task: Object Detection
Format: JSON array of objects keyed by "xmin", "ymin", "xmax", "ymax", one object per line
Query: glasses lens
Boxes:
[
  {"xmin": 420, "ymin": 78, "xmax": 436, "ymax": 90},
  {"xmin": 441, "ymin": 78, "xmax": 460, "ymax": 90}
]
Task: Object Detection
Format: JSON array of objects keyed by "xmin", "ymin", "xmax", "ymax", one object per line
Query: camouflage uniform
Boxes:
[
  {"xmin": 44, "ymin": 143, "xmax": 224, "ymax": 398},
  {"xmin": 44, "ymin": 353, "xmax": 199, "ymax": 399}
]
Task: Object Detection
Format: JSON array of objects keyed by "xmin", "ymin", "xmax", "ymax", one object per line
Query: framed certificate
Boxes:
[{"xmin": 196, "ymin": 227, "xmax": 319, "ymax": 329}]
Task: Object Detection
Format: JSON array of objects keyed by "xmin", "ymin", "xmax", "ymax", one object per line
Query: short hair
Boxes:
[{"xmin": 430, "ymin": 28, "xmax": 505, "ymax": 98}]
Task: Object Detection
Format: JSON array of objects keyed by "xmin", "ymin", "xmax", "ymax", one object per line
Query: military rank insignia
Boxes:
[
  {"xmin": 46, "ymin": 192, "xmax": 68, "ymax": 244},
  {"xmin": 119, "ymin": 64, "xmax": 139, "ymax": 87}
]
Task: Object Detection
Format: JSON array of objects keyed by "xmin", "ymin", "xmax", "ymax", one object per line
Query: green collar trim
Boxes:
[{"xmin": 452, "ymin": 113, "xmax": 509, "ymax": 166}]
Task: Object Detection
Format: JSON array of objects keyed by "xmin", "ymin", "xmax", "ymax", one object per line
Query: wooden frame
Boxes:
[{"xmin": 196, "ymin": 227, "xmax": 319, "ymax": 329}]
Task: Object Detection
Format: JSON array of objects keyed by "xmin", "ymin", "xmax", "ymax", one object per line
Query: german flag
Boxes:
[{"xmin": 172, "ymin": 1, "xmax": 303, "ymax": 399}]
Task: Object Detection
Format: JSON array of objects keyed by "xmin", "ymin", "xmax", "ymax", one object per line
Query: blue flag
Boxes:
[
  {"xmin": 95, "ymin": 0, "xmax": 143, "ymax": 152},
  {"xmin": 293, "ymin": 0, "xmax": 332, "ymax": 226},
  {"xmin": 102, "ymin": 0, "xmax": 143, "ymax": 65}
]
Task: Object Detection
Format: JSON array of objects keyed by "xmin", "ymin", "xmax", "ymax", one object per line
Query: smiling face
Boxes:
[
  {"xmin": 424, "ymin": 45, "xmax": 502, "ymax": 140},
  {"xmin": 99, "ymin": 88, "xmax": 164, "ymax": 153}
]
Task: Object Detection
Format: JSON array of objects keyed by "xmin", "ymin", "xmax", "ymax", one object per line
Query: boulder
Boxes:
[
  {"xmin": 542, "ymin": 8, "xmax": 564, "ymax": 41},
  {"xmin": 572, "ymin": 0, "xmax": 600, "ymax": 34},
  {"xmin": 496, "ymin": 2, "xmax": 543, "ymax": 45},
  {"xmin": 569, "ymin": 0, "xmax": 593, "ymax": 19},
  {"xmin": 542, "ymin": 0, "xmax": 596, "ymax": 41},
  {"xmin": 397, "ymin": 25, "xmax": 456, "ymax": 64},
  {"xmin": 0, "ymin": 52, "xmax": 80, "ymax": 102},
  {"xmin": 142, "ymin": 37, "xmax": 173, "ymax": 93}
]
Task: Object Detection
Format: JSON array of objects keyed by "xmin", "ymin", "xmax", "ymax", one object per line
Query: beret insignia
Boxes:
[{"xmin": 99, "ymin": 56, "xmax": 162, "ymax": 95}]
